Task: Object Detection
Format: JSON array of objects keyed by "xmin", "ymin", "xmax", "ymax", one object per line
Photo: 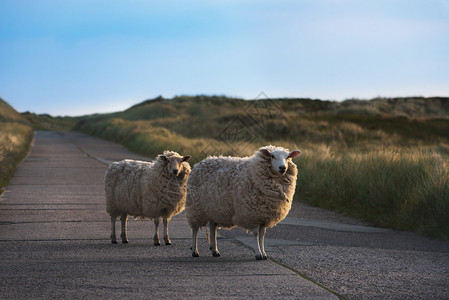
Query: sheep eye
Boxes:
[{"xmin": 271, "ymin": 155, "xmax": 275, "ymax": 159}]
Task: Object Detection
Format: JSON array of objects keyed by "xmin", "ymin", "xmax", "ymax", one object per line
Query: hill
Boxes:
[
  {"xmin": 0, "ymin": 100, "xmax": 79, "ymax": 194},
  {"xmin": 1, "ymin": 95, "xmax": 447, "ymax": 239},
  {"xmin": 74, "ymin": 95, "xmax": 449, "ymax": 239},
  {"xmin": 75, "ymin": 96, "xmax": 449, "ymax": 157},
  {"xmin": 21, "ymin": 112, "xmax": 79, "ymax": 131},
  {"xmin": 0, "ymin": 98, "xmax": 34, "ymax": 193}
]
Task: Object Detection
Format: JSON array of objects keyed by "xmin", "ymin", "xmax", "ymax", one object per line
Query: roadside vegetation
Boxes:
[
  {"xmin": 0, "ymin": 98, "xmax": 34, "ymax": 194},
  {"xmin": 299, "ymin": 146, "xmax": 448, "ymax": 238},
  {"xmin": 0, "ymin": 99, "xmax": 78, "ymax": 195},
  {"xmin": 2, "ymin": 95, "xmax": 448, "ymax": 239},
  {"xmin": 22, "ymin": 111, "xmax": 79, "ymax": 131},
  {"xmin": 74, "ymin": 95, "xmax": 449, "ymax": 239}
]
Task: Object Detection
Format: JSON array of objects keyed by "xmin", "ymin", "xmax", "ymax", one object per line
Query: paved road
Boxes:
[{"xmin": 1, "ymin": 131, "xmax": 448, "ymax": 299}]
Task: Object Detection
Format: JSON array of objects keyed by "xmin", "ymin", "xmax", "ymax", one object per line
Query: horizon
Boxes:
[
  {"xmin": 1, "ymin": 0, "xmax": 449, "ymax": 116},
  {"xmin": 12, "ymin": 94, "xmax": 448, "ymax": 118}
]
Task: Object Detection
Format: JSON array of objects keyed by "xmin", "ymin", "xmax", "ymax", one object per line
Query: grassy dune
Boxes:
[
  {"xmin": 22, "ymin": 112, "xmax": 79, "ymax": 131},
  {"xmin": 0, "ymin": 98, "xmax": 34, "ymax": 193},
  {"xmin": 74, "ymin": 96, "xmax": 449, "ymax": 239},
  {"xmin": 299, "ymin": 146, "xmax": 449, "ymax": 238},
  {"xmin": 4, "ymin": 94, "xmax": 447, "ymax": 237},
  {"xmin": 0, "ymin": 100, "xmax": 78, "ymax": 195}
]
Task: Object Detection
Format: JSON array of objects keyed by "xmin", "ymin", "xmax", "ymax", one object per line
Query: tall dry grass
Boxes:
[
  {"xmin": 0, "ymin": 99, "xmax": 34, "ymax": 192},
  {"xmin": 75, "ymin": 118, "xmax": 256, "ymax": 164},
  {"xmin": 296, "ymin": 146, "xmax": 449, "ymax": 239},
  {"xmin": 74, "ymin": 96, "xmax": 449, "ymax": 239}
]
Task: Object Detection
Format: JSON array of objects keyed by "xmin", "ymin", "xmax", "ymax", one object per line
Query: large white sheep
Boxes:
[
  {"xmin": 105, "ymin": 151, "xmax": 191, "ymax": 245},
  {"xmin": 186, "ymin": 145, "xmax": 301, "ymax": 260}
]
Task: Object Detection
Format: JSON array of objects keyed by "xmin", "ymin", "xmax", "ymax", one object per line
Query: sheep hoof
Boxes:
[
  {"xmin": 154, "ymin": 242, "xmax": 161, "ymax": 246},
  {"xmin": 212, "ymin": 251, "xmax": 221, "ymax": 257},
  {"xmin": 122, "ymin": 240, "xmax": 129, "ymax": 244},
  {"xmin": 111, "ymin": 240, "xmax": 117, "ymax": 244},
  {"xmin": 255, "ymin": 254, "xmax": 264, "ymax": 260},
  {"xmin": 192, "ymin": 251, "xmax": 199, "ymax": 257},
  {"xmin": 262, "ymin": 254, "xmax": 268, "ymax": 260},
  {"xmin": 165, "ymin": 241, "xmax": 172, "ymax": 246}
]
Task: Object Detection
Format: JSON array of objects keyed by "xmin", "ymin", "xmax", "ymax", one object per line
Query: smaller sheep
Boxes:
[
  {"xmin": 105, "ymin": 151, "xmax": 191, "ymax": 245},
  {"xmin": 186, "ymin": 145, "xmax": 301, "ymax": 260}
]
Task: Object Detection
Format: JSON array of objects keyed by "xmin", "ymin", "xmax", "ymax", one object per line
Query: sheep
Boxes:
[
  {"xmin": 186, "ymin": 145, "xmax": 301, "ymax": 260},
  {"xmin": 105, "ymin": 151, "xmax": 191, "ymax": 245}
]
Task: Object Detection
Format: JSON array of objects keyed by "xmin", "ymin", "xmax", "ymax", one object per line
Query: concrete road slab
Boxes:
[
  {"xmin": 0, "ymin": 131, "xmax": 338, "ymax": 299},
  {"xmin": 0, "ymin": 240, "xmax": 332, "ymax": 299},
  {"xmin": 280, "ymin": 217, "xmax": 391, "ymax": 233},
  {"xmin": 2, "ymin": 131, "xmax": 448, "ymax": 299},
  {"xmin": 275, "ymin": 245, "xmax": 449, "ymax": 299}
]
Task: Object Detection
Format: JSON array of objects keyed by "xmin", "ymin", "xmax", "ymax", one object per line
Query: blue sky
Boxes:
[{"xmin": 1, "ymin": 0, "xmax": 448, "ymax": 116}]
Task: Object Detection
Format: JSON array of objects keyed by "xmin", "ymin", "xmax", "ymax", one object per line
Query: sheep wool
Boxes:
[
  {"xmin": 105, "ymin": 151, "xmax": 191, "ymax": 245},
  {"xmin": 186, "ymin": 145, "xmax": 301, "ymax": 260}
]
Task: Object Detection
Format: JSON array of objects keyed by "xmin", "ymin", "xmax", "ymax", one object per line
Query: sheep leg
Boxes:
[
  {"xmin": 209, "ymin": 222, "xmax": 220, "ymax": 257},
  {"xmin": 110, "ymin": 216, "xmax": 117, "ymax": 244},
  {"xmin": 153, "ymin": 218, "xmax": 161, "ymax": 246},
  {"xmin": 253, "ymin": 227, "xmax": 264, "ymax": 260},
  {"xmin": 191, "ymin": 226, "xmax": 199, "ymax": 257},
  {"xmin": 120, "ymin": 213, "xmax": 128, "ymax": 244},
  {"xmin": 163, "ymin": 217, "xmax": 172, "ymax": 245},
  {"xmin": 259, "ymin": 227, "xmax": 267, "ymax": 260}
]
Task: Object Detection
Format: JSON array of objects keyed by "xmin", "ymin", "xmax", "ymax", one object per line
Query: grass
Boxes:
[
  {"xmin": 0, "ymin": 98, "xmax": 34, "ymax": 194},
  {"xmin": 3, "ymin": 95, "xmax": 448, "ymax": 239},
  {"xmin": 22, "ymin": 112, "xmax": 79, "ymax": 131},
  {"xmin": 0, "ymin": 99, "xmax": 77, "ymax": 194},
  {"xmin": 73, "ymin": 95, "xmax": 449, "ymax": 239},
  {"xmin": 297, "ymin": 146, "xmax": 449, "ymax": 239},
  {"xmin": 74, "ymin": 117, "xmax": 255, "ymax": 165}
]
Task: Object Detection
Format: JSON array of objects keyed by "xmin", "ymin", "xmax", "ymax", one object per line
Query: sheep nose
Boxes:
[
  {"xmin": 279, "ymin": 166, "xmax": 286, "ymax": 173},
  {"xmin": 173, "ymin": 169, "xmax": 179, "ymax": 175}
]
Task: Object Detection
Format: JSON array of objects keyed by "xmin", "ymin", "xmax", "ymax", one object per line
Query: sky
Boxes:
[{"xmin": 1, "ymin": 0, "xmax": 448, "ymax": 116}]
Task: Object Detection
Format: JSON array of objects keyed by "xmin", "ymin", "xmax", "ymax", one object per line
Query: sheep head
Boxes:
[
  {"xmin": 159, "ymin": 151, "xmax": 191, "ymax": 176},
  {"xmin": 259, "ymin": 146, "xmax": 301, "ymax": 175}
]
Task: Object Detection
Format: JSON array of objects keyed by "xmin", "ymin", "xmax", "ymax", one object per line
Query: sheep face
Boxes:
[
  {"xmin": 161, "ymin": 154, "xmax": 191, "ymax": 176},
  {"xmin": 260, "ymin": 148, "xmax": 301, "ymax": 175}
]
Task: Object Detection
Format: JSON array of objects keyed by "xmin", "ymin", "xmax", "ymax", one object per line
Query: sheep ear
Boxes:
[
  {"xmin": 159, "ymin": 155, "xmax": 168, "ymax": 161},
  {"xmin": 182, "ymin": 155, "xmax": 191, "ymax": 162},
  {"xmin": 288, "ymin": 150, "xmax": 301, "ymax": 159},
  {"xmin": 260, "ymin": 149, "xmax": 271, "ymax": 157}
]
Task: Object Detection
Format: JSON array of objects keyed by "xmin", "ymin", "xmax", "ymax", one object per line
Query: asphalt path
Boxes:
[{"xmin": 0, "ymin": 131, "xmax": 448, "ymax": 299}]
